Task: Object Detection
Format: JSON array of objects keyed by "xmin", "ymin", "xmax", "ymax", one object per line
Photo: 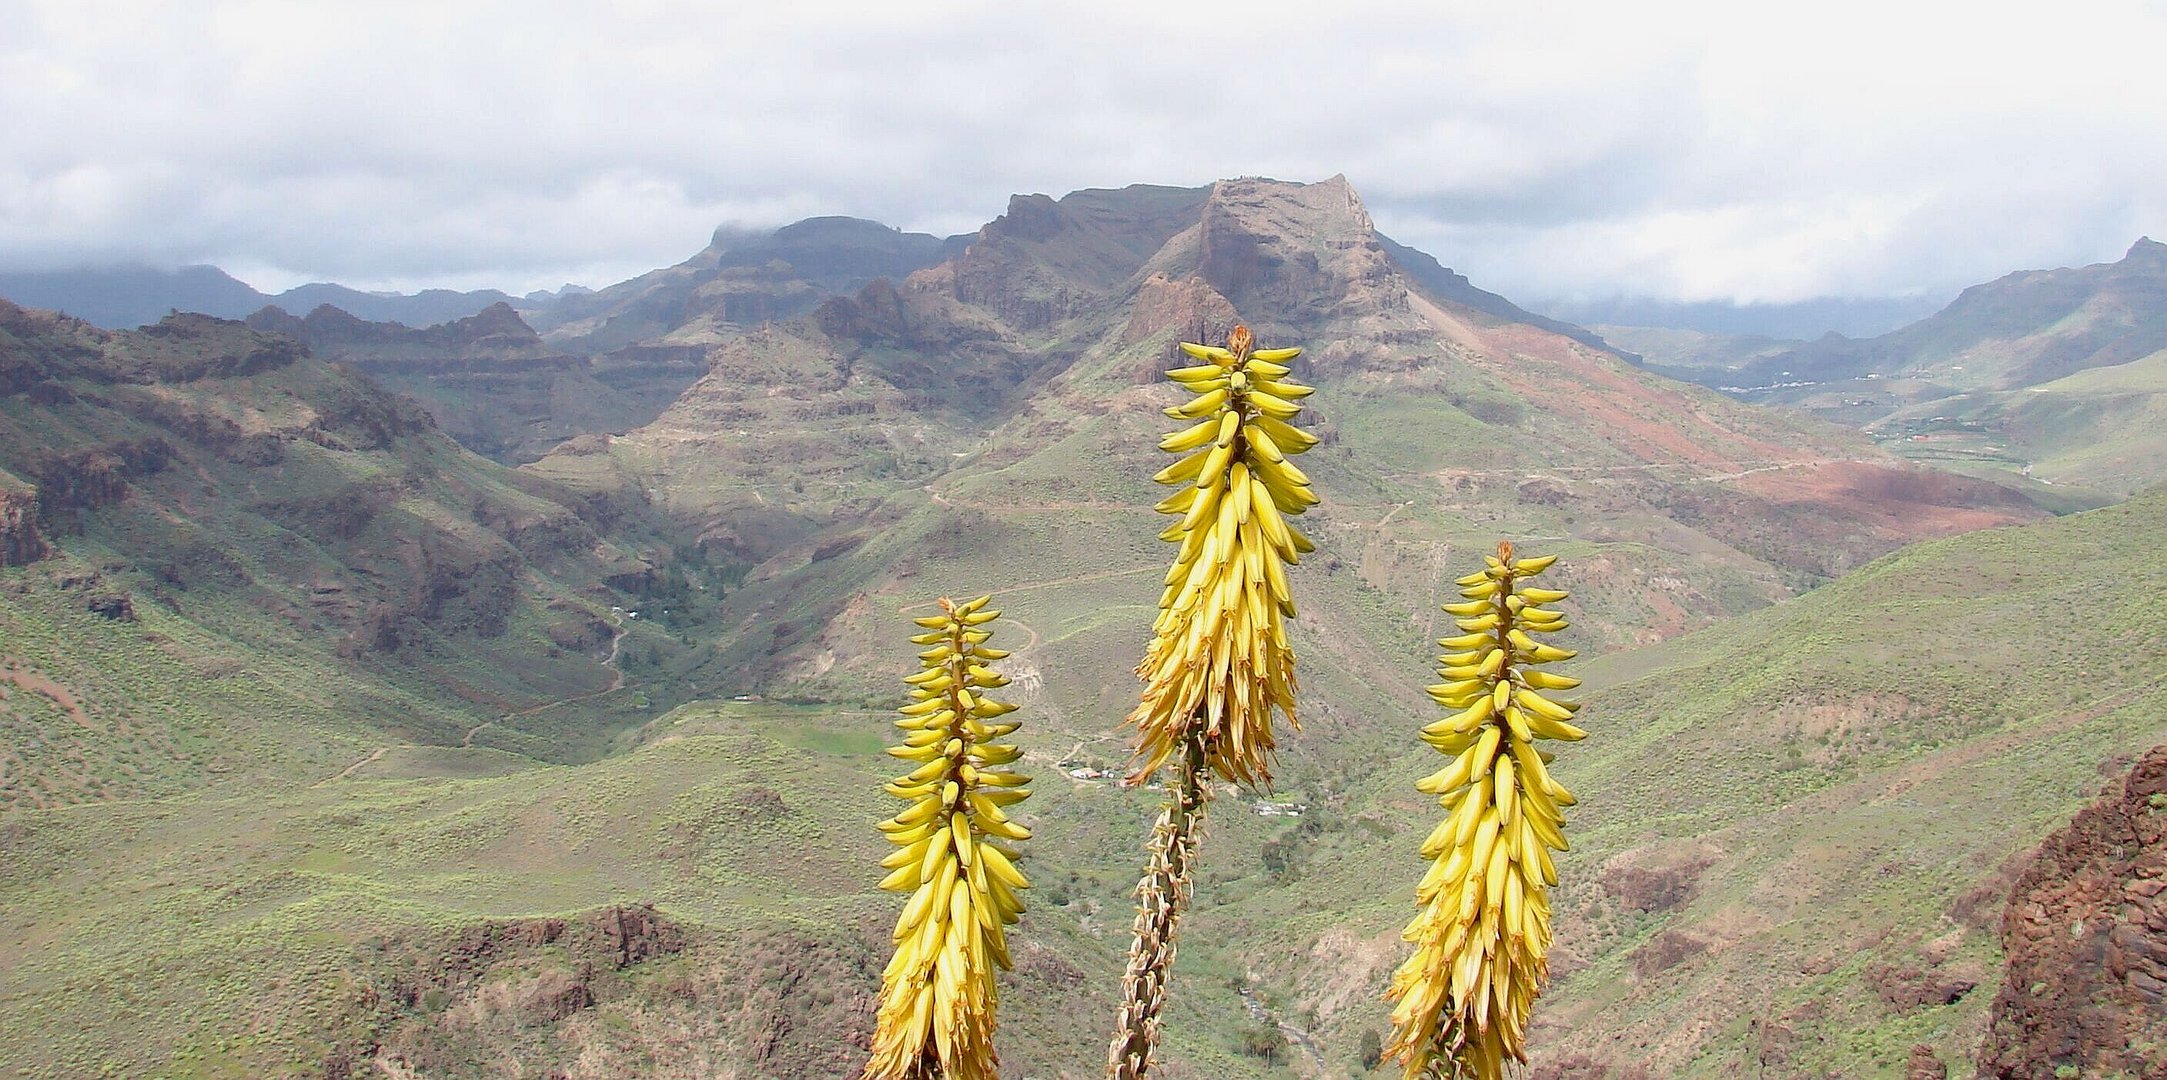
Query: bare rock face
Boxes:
[
  {"xmin": 1121, "ymin": 273, "xmax": 1239, "ymax": 345},
  {"xmin": 1598, "ymin": 844, "xmax": 1719, "ymax": 915},
  {"xmin": 1975, "ymin": 743, "xmax": 2167, "ymax": 1078},
  {"xmin": 1907, "ymin": 1043, "xmax": 1947, "ymax": 1079},
  {"xmin": 29, "ymin": 439, "xmax": 176, "ymax": 519},
  {"xmin": 1864, "ymin": 958, "xmax": 1978, "ymax": 1013},
  {"xmin": 0, "ymin": 488, "xmax": 46, "ymax": 566},
  {"xmin": 1532, "ymin": 1055, "xmax": 1654, "ymax": 1079},
  {"xmin": 1193, "ymin": 174, "xmax": 1408, "ymax": 341}
]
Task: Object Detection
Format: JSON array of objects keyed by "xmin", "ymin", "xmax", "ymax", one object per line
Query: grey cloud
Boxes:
[{"xmin": 3, "ymin": 0, "xmax": 2163, "ymax": 302}]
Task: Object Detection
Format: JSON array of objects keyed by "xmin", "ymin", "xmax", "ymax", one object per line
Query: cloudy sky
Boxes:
[{"xmin": 4, "ymin": 0, "xmax": 2163, "ymax": 307}]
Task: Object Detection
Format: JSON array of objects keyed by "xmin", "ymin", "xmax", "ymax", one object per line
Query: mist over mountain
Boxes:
[
  {"xmin": 1534, "ymin": 293, "xmax": 1949, "ymax": 341},
  {"xmin": 0, "ymin": 265, "xmax": 269, "ymax": 329}
]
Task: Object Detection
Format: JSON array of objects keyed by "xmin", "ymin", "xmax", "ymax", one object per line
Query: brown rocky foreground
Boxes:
[{"xmin": 1976, "ymin": 743, "xmax": 2167, "ymax": 1078}]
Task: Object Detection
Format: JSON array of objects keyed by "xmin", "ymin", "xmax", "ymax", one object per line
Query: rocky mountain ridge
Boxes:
[
  {"xmin": 528, "ymin": 175, "xmax": 2052, "ymax": 700},
  {"xmin": 0, "ymin": 264, "xmax": 522, "ymax": 332},
  {"xmin": 246, "ymin": 302, "xmax": 711, "ymax": 463}
]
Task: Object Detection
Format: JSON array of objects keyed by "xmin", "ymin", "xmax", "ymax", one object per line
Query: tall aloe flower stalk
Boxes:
[
  {"xmin": 1108, "ymin": 325, "xmax": 1319, "ymax": 1079},
  {"xmin": 1384, "ymin": 542, "xmax": 1584, "ymax": 1079},
  {"xmin": 864, "ymin": 596, "xmax": 1032, "ymax": 1080}
]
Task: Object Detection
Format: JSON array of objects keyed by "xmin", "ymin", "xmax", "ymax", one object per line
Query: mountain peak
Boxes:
[
  {"xmin": 986, "ymin": 193, "xmax": 1066, "ymax": 242},
  {"xmin": 1203, "ymin": 174, "xmax": 1373, "ymax": 235},
  {"xmin": 1189, "ymin": 175, "xmax": 1397, "ymax": 335},
  {"xmin": 461, "ymin": 300, "xmax": 536, "ymax": 339},
  {"xmin": 2125, "ymin": 236, "xmax": 2167, "ymax": 265}
]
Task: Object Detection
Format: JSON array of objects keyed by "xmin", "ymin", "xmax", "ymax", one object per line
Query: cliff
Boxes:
[{"xmin": 0, "ymin": 482, "xmax": 47, "ymax": 566}]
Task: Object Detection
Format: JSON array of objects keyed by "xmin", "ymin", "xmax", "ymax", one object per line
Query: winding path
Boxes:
[
  {"xmin": 1383, "ymin": 456, "xmax": 1866, "ymax": 484},
  {"xmin": 327, "ymin": 746, "xmax": 388, "ymax": 782},
  {"xmin": 320, "ymin": 619, "xmax": 629, "ymax": 783},
  {"xmin": 889, "ymin": 564, "xmax": 1167, "ymax": 657},
  {"xmin": 461, "ymin": 624, "xmax": 630, "ymax": 748}
]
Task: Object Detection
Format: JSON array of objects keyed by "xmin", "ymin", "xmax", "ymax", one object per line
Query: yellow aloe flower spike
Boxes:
[
  {"xmin": 1125, "ymin": 322, "xmax": 1320, "ymax": 789},
  {"xmin": 1384, "ymin": 541, "xmax": 1582, "ymax": 1079},
  {"xmin": 864, "ymin": 596, "xmax": 1030, "ymax": 1080},
  {"xmin": 1110, "ymin": 325, "xmax": 1320, "ymax": 1080}
]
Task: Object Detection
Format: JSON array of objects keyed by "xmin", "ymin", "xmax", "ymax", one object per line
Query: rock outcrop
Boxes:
[
  {"xmin": 335, "ymin": 906, "xmax": 887, "ymax": 1080},
  {"xmin": 1976, "ymin": 743, "xmax": 2167, "ymax": 1078},
  {"xmin": 0, "ymin": 486, "xmax": 46, "ymax": 565}
]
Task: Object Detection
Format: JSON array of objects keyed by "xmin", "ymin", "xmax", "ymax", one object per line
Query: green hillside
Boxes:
[
  {"xmin": 1437, "ymin": 489, "xmax": 2167, "ymax": 1073},
  {"xmin": 1854, "ymin": 346, "xmax": 2167, "ymax": 497},
  {"xmin": 0, "ymin": 301, "xmax": 694, "ymax": 807},
  {"xmin": 5, "ymin": 493, "xmax": 2159, "ymax": 1078}
]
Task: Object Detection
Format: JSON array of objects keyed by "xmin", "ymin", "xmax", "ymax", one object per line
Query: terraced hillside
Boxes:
[{"xmin": 247, "ymin": 302, "xmax": 710, "ymax": 464}]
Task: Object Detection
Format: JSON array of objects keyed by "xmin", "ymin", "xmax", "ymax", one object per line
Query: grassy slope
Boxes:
[
  {"xmin": 0, "ymin": 697, "xmax": 1223, "ymax": 1079},
  {"xmin": 1557, "ymin": 494, "xmax": 2167, "ymax": 1070},
  {"xmin": 11, "ymin": 492, "xmax": 2160, "ymax": 1077},
  {"xmin": 0, "ymin": 557, "xmax": 483, "ymax": 809},
  {"xmin": 1230, "ymin": 490, "xmax": 2167, "ymax": 1076}
]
